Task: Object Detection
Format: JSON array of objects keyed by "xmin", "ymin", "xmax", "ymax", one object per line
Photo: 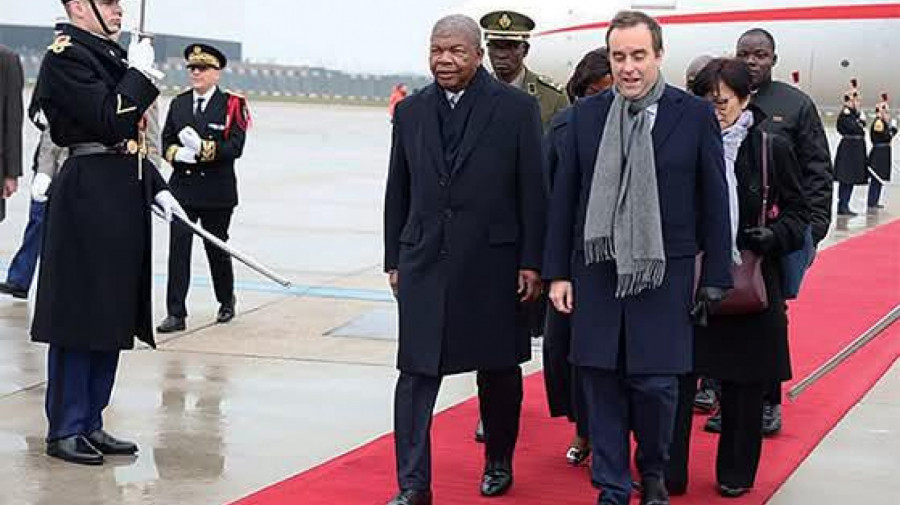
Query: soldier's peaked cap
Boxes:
[
  {"xmin": 184, "ymin": 43, "xmax": 227, "ymax": 70},
  {"xmin": 480, "ymin": 11, "xmax": 535, "ymax": 42}
]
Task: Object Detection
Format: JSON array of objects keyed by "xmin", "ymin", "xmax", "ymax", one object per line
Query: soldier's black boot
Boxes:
[
  {"xmin": 86, "ymin": 429, "xmax": 138, "ymax": 455},
  {"xmin": 47, "ymin": 435, "xmax": 104, "ymax": 465}
]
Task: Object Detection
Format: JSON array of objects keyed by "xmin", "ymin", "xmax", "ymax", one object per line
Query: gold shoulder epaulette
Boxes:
[
  {"xmin": 873, "ymin": 119, "xmax": 885, "ymax": 133},
  {"xmin": 842, "ymin": 107, "xmax": 851, "ymax": 115},
  {"xmin": 537, "ymin": 75, "xmax": 565, "ymax": 94},
  {"xmin": 47, "ymin": 35, "xmax": 72, "ymax": 55}
]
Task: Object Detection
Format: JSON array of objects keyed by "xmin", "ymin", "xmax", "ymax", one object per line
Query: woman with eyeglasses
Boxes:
[{"xmin": 667, "ymin": 58, "xmax": 809, "ymax": 498}]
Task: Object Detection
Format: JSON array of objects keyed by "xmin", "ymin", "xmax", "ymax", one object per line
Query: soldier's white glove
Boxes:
[
  {"xmin": 178, "ymin": 127, "xmax": 203, "ymax": 152},
  {"xmin": 891, "ymin": 118, "xmax": 898, "ymax": 129},
  {"xmin": 127, "ymin": 33, "xmax": 165, "ymax": 81},
  {"xmin": 153, "ymin": 190, "xmax": 187, "ymax": 223},
  {"xmin": 174, "ymin": 147, "xmax": 198, "ymax": 164},
  {"xmin": 31, "ymin": 173, "xmax": 52, "ymax": 203}
]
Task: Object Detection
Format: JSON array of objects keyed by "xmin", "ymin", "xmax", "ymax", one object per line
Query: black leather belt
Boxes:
[{"xmin": 68, "ymin": 142, "xmax": 129, "ymax": 158}]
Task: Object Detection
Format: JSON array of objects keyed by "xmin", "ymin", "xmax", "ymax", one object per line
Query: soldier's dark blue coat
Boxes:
[
  {"xmin": 543, "ymin": 86, "xmax": 732, "ymax": 375},
  {"xmin": 31, "ymin": 23, "xmax": 164, "ymax": 351},
  {"xmin": 383, "ymin": 67, "xmax": 546, "ymax": 377}
]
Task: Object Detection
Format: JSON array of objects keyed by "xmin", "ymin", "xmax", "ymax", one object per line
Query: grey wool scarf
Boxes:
[{"xmin": 584, "ymin": 77, "xmax": 667, "ymax": 298}]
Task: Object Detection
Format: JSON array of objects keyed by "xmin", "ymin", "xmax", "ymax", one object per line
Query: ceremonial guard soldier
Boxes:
[
  {"xmin": 31, "ymin": 0, "xmax": 183, "ymax": 465},
  {"xmin": 157, "ymin": 44, "xmax": 250, "ymax": 333},
  {"xmin": 834, "ymin": 86, "xmax": 868, "ymax": 216},
  {"xmin": 867, "ymin": 93, "xmax": 897, "ymax": 210},
  {"xmin": 479, "ymin": 10, "xmax": 568, "ymax": 130}
]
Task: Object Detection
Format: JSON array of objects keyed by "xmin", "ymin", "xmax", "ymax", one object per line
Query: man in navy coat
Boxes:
[
  {"xmin": 382, "ymin": 14, "xmax": 545, "ymax": 505},
  {"xmin": 545, "ymin": 11, "xmax": 732, "ymax": 505}
]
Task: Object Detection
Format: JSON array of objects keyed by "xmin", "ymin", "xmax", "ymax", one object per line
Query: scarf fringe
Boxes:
[
  {"xmin": 615, "ymin": 260, "xmax": 666, "ymax": 298},
  {"xmin": 584, "ymin": 237, "xmax": 616, "ymax": 265}
]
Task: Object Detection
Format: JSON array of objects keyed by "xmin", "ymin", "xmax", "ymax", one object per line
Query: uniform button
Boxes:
[
  {"xmin": 200, "ymin": 172, "xmax": 206, "ymax": 177},
  {"xmin": 185, "ymin": 170, "xmax": 192, "ymax": 175}
]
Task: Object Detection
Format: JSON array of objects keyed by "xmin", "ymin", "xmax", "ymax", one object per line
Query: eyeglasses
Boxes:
[
  {"xmin": 708, "ymin": 95, "xmax": 736, "ymax": 108},
  {"xmin": 188, "ymin": 65, "xmax": 214, "ymax": 73}
]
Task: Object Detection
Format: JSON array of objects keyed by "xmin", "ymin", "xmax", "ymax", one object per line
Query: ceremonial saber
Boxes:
[
  {"xmin": 152, "ymin": 207, "xmax": 293, "ymax": 288},
  {"xmin": 788, "ymin": 304, "xmax": 900, "ymax": 400}
]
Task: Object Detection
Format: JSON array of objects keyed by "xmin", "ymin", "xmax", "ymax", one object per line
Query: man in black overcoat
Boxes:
[
  {"xmin": 834, "ymin": 91, "xmax": 868, "ymax": 216},
  {"xmin": 31, "ymin": 0, "xmax": 183, "ymax": 465},
  {"xmin": 382, "ymin": 14, "xmax": 545, "ymax": 505},
  {"xmin": 0, "ymin": 44, "xmax": 23, "ymax": 223}
]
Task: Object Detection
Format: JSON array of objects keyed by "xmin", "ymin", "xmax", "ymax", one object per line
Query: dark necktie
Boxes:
[{"xmin": 195, "ymin": 97, "xmax": 205, "ymax": 118}]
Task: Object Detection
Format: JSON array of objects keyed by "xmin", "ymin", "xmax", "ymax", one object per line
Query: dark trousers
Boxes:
[
  {"xmin": 718, "ymin": 381, "xmax": 765, "ymax": 488},
  {"xmin": 666, "ymin": 374, "xmax": 698, "ymax": 494},
  {"xmin": 5, "ymin": 199, "xmax": 46, "ymax": 290},
  {"xmin": 45, "ymin": 345, "xmax": 119, "ymax": 441},
  {"xmin": 837, "ymin": 183, "xmax": 855, "ymax": 211},
  {"xmin": 580, "ymin": 367, "xmax": 678, "ymax": 505},
  {"xmin": 394, "ymin": 367, "xmax": 523, "ymax": 491},
  {"xmin": 868, "ymin": 178, "xmax": 883, "ymax": 206},
  {"xmin": 667, "ymin": 379, "xmax": 765, "ymax": 491},
  {"xmin": 166, "ymin": 207, "xmax": 234, "ymax": 318}
]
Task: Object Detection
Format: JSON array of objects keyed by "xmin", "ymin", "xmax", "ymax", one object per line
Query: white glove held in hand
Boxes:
[
  {"xmin": 178, "ymin": 127, "xmax": 203, "ymax": 152},
  {"xmin": 31, "ymin": 173, "xmax": 52, "ymax": 203},
  {"xmin": 153, "ymin": 190, "xmax": 187, "ymax": 223},
  {"xmin": 174, "ymin": 147, "xmax": 198, "ymax": 164},
  {"xmin": 127, "ymin": 33, "xmax": 165, "ymax": 81}
]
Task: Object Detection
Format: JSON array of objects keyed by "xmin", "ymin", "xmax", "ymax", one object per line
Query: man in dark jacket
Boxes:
[
  {"xmin": 736, "ymin": 28, "xmax": 833, "ymax": 435},
  {"xmin": 31, "ymin": 0, "xmax": 183, "ymax": 465},
  {"xmin": 0, "ymin": 44, "xmax": 23, "ymax": 223},
  {"xmin": 156, "ymin": 43, "xmax": 249, "ymax": 333},
  {"xmin": 546, "ymin": 12, "xmax": 731, "ymax": 505},
  {"xmin": 383, "ymin": 14, "xmax": 544, "ymax": 505},
  {"xmin": 834, "ymin": 91, "xmax": 868, "ymax": 216}
]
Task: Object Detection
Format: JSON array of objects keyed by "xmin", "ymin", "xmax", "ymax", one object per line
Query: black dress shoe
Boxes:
[
  {"xmin": 565, "ymin": 445, "xmax": 590, "ymax": 465},
  {"xmin": 481, "ymin": 460, "xmax": 513, "ymax": 497},
  {"xmin": 718, "ymin": 484, "xmax": 750, "ymax": 497},
  {"xmin": 216, "ymin": 304, "xmax": 235, "ymax": 323},
  {"xmin": 86, "ymin": 429, "xmax": 138, "ymax": 455},
  {"xmin": 47, "ymin": 435, "xmax": 103, "ymax": 465},
  {"xmin": 640, "ymin": 478, "xmax": 669, "ymax": 505},
  {"xmin": 704, "ymin": 409, "xmax": 722, "ymax": 433},
  {"xmin": 0, "ymin": 281, "xmax": 28, "ymax": 299},
  {"xmin": 157, "ymin": 316, "xmax": 186, "ymax": 333},
  {"xmin": 762, "ymin": 404, "xmax": 782, "ymax": 436},
  {"xmin": 474, "ymin": 418, "xmax": 485, "ymax": 443},
  {"xmin": 386, "ymin": 489, "xmax": 432, "ymax": 505},
  {"xmin": 837, "ymin": 208, "xmax": 858, "ymax": 217}
]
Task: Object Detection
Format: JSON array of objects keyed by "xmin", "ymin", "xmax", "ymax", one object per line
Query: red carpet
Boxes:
[{"xmin": 232, "ymin": 220, "xmax": 900, "ymax": 505}]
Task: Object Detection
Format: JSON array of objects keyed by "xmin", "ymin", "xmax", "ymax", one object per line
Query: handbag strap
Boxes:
[{"xmin": 759, "ymin": 131, "xmax": 770, "ymax": 227}]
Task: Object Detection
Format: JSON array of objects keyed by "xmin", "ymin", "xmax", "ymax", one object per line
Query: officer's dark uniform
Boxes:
[
  {"xmin": 834, "ymin": 99, "xmax": 867, "ymax": 214},
  {"xmin": 160, "ymin": 44, "xmax": 248, "ymax": 327},
  {"xmin": 30, "ymin": 20, "xmax": 163, "ymax": 461},
  {"xmin": 867, "ymin": 105, "xmax": 897, "ymax": 208}
]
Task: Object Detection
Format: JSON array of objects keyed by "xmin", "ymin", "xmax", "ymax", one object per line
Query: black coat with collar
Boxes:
[
  {"xmin": 30, "ymin": 23, "xmax": 163, "ymax": 351},
  {"xmin": 695, "ymin": 106, "xmax": 809, "ymax": 384},
  {"xmin": 163, "ymin": 88, "xmax": 247, "ymax": 208},
  {"xmin": 383, "ymin": 67, "xmax": 546, "ymax": 376},
  {"xmin": 543, "ymin": 85, "xmax": 733, "ymax": 375}
]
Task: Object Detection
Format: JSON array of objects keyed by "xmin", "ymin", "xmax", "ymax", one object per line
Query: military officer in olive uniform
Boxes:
[
  {"xmin": 480, "ymin": 10, "xmax": 569, "ymax": 130},
  {"xmin": 157, "ymin": 44, "xmax": 249, "ymax": 333}
]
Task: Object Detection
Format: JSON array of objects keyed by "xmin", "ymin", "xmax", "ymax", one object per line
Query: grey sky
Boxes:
[{"xmin": 1, "ymin": 0, "xmax": 474, "ymax": 74}]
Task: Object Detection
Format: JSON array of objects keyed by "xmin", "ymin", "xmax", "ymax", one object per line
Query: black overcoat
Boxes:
[
  {"xmin": 695, "ymin": 112, "xmax": 810, "ymax": 384},
  {"xmin": 383, "ymin": 68, "xmax": 546, "ymax": 377},
  {"xmin": 163, "ymin": 88, "xmax": 247, "ymax": 209},
  {"xmin": 543, "ymin": 86, "xmax": 733, "ymax": 375},
  {"xmin": 868, "ymin": 118, "xmax": 897, "ymax": 181},
  {"xmin": 834, "ymin": 107, "xmax": 868, "ymax": 185},
  {"xmin": 30, "ymin": 24, "xmax": 163, "ymax": 351}
]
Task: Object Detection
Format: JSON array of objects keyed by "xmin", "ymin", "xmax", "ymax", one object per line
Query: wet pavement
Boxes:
[{"xmin": 0, "ymin": 101, "xmax": 897, "ymax": 505}]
